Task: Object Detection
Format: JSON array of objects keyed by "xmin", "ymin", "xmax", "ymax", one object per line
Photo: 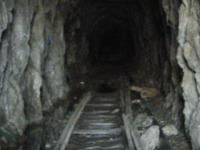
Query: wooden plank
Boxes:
[
  {"xmin": 121, "ymin": 76, "xmax": 135, "ymax": 150},
  {"xmin": 81, "ymin": 144, "xmax": 125, "ymax": 150},
  {"xmin": 125, "ymin": 89, "xmax": 132, "ymax": 115},
  {"xmin": 122, "ymin": 114, "xmax": 135, "ymax": 150},
  {"xmin": 54, "ymin": 92, "xmax": 91, "ymax": 150},
  {"xmin": 86, "ymin": 137, "xmax": 123, "ymax": 144},
  {"xmin": 73, "ymin": 128, "xmax": 122, "ymax": 135},
  {"xmin": 87, "ymin": 122, "xmax": 117, "ymax": 126},
  {"xmin": 81, "ymin": 114, "xmax": 118, "ymax": 119},
  {"xmin": 83, "ymin": 110, "xmax": 110, "ymax": 115},
  {"xmin": 76, "ymin": 123, "xmax": 119, "ymax": 129},
  {"xmin": 127, "ymin": 115, "xmax": 146, "ymax": 150},
  {"xmin": 123, "ymin": 76, "xmax": 145, "ymax": 150},
  {"xmin": 86, "ymin": 104, "xmax": 118, "ymax": 107},
  {"xmin": 85, "ymin": 105, "xmax": 118, "ymax": 111},
  {"xmin": 94, "ymin": 97, "xmax": 117, "ymax": 102},
  {"xmin": 80, "ymin": 118, "xmax": 118, "ymax": 123},
  {"xmin": 120, "ymin": 89, "xmax": 125, "ymax": 112}
]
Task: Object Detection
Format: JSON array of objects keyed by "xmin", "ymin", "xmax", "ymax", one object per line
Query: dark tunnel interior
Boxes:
[
  {"xmin": 79, "ymin": 0, "xmax": 167, "ymax": 72},
  {"xmin": 88, "ymin": 26, "xmax": 135, "ymax": 66},
  {"xmin": 82, "ymin": 1, "xmax": 136, "ymax": 66}
]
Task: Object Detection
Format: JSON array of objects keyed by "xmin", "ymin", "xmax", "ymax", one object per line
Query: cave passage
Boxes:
[
  {"xmin": 80, "ymin": 0, "xmax": 167, "ymax": 73},
  {"xmin": 80, "ymin": 1, "xmax": 136, "ymax": 67}
]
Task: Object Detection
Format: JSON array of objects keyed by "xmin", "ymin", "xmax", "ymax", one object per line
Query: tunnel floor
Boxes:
[{"xmin": 43, "ymin": 64, "xmax": 191, "ymax": 150}]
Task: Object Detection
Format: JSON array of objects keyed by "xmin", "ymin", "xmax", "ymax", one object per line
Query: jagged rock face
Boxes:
[
  {"xmin": 177, "ymin": 1, "xmax": 200, "ymax": 149},
  {"xmin": 0, "ymin": 0, "xmax": 70, "ymax": 148},
  {"xmin": 162, "ymin": 0, "xmax": 183, "ymax": 129},
  {"xmin": 163, "ymin": 0, "xmax": 200, "ymax": 149}
]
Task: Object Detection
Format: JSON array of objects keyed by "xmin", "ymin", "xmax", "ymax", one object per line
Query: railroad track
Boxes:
[{"xmin": 54, "ymin": 75, "xmax": 171, "ymax": 150}]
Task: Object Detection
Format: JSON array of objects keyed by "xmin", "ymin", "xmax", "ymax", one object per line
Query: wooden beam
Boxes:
[
  {"xmin": 123, "ymin": 76, "xmax": 145, "ymax": 150},
  {"xmin": 73, "ymin": 128, "xmax": 122, "ymax": 135},
  {"xmin": 122, "ymin": 114, "xmax": 135, "ymax": 150},
  {"xmin": 54, "ymin": 92, "xmax": 91, "ymax": 150},
  {"xmin": 127, "ymin": 115, "xmax": 146, "ymax": 150}
]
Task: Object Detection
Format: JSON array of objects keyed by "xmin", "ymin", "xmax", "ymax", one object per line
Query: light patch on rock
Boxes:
[
  {"xmin": 141, "ymin": 125, "xmax": 160, "ymax": 150},
  {"xmin": 110, "ymin": 108, "xmax": 119, "ymax": 114},
  {"xmin": 0, "ymin": 1, "xmax": 9, "ymax": 40},
  {"xmin": 1, "ymin": 137, "xmax": 7, "ymax": 143},
  {"xmin": 45, "ymin": 143, "xmax": 51, "ymax": 149},
  {"xmin": 164, "ymin": 91, "xmax": 174, "ymax": 109},
  {"xmin": 135, "ymin": 114, "xmax": 153, "ymax": 128},
  {"xmin": 132, "ymin": 99, "xmax": 141, "ymax": 104},
  {"xmin": 162, "ymin": 124, "xmax": 178, "ymax": 136}
]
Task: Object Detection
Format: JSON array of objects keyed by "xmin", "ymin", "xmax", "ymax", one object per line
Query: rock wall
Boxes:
[
  {"xmin": 128, "ymin": 0, "xmax": 168, "ymax": 86},
  {"xmin": 177, "ymin": 1, "xmax": 200, "ymax": 149},
  {"xmin": 162, "ymin": 0, "xmax": 183, "ymax": 127},
  {"xmin": 0, "ymin": 0, "xmax": 70, "ymax": 149},
  {"xmin": 163, "ymin": 0, "xmax": 200, "ymax": 149},
  {"xmin": 64, "ymin": 2, "xmax": 89, "ymax": 81}
]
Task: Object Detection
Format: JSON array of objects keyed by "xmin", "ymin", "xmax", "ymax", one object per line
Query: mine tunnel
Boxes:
[{"xmin": 0, "ymin": 0, "xmax": 200, "ymax": 149}]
